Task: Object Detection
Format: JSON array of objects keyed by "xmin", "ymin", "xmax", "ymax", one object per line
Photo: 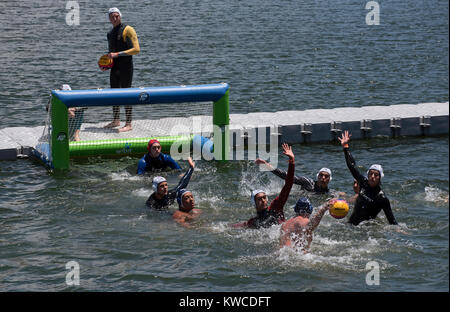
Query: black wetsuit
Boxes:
[
  {"xmin": 145, "ymin": 166, "xmax": 194, "ymax": 211},
  {"xmin": 108, "ymin": 23, "xmax": 134, "ymax": 88},
  {"xmin": 343, "ymin": 147, "xmax": 398, "ymax": 226},
  {"xmin": 271, "ymin": 168, "xmax": 329, "ymax": 194},
  {"xmin": 246, "ymin": 210, "xmax": 281, "ymax": 229},
  {"xmin": 235, "ymin": 160, "xmax": 295, "ymax": 229},
  {"xmin": 107, "ymin": 23, "xmax": 134, "ymax": 123}
]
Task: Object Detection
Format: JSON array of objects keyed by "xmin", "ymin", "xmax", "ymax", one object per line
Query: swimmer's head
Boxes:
[
  {"xmin": 367, "ymin": 164, "xmax": 384, "ymax": 178},
  {"xmin": 367, "ymin": 164, "xmax": 383, "ymax": 187},
  {"xmin": 147, "ymin": 139, "xmax": 162, "ymax": 157},
  {"xmin": 177, "ymin": 189, "xmax": 194, "ymax": 211},
  {"xmin": 251, "ymin": 189, "xmax": 268, "ymax": 211},
  {"xmin": 61, "ymin": 84, "xmax": 71, "ymax": 91},
  {"xmin": 108, "ymin": 7, "xmax": 122, "ymax": 17},
  {"xmin": 152, "ymin": 176, "xmax": 167, "ymax": 194},
  {"xmin": 316, "ymin": 168, "xmax": 332, "ymax": 189},
  {"xmin": 294, "ymin": 197, "xmax": 313, "ymax": 216},
  {"xmin": 108, "ymin": 7, "xmax": 122, "ymax": 26}
]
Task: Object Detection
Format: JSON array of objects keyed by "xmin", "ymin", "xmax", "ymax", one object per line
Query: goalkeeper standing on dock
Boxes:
[{"xmin": 102, "ymin": 7, "xmax": 140, "ymax": 133}]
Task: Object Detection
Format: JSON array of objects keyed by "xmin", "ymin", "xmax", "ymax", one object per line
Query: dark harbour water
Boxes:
[{"xmin": 0, "ymin": 0, "xmax": 448, "ymax": 292}]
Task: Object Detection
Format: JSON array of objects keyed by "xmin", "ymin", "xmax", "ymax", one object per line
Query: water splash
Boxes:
[{"xmin": 423, "ymin": 186, "xmax": 449, "ymax": 203}]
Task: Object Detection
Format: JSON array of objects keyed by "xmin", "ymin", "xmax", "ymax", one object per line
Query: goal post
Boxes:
[
  {"xmin": 43, "ymin": 83, "xmax": 230, "ymax": 170},
  {"xmin": 212, "ymin": 88, "xmax": 230, "ymax": 163}
]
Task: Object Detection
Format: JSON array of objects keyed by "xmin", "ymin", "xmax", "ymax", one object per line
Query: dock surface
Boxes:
[{"xmin": 0, "ymin": 102, "xmax": 448, "ymax": 160}]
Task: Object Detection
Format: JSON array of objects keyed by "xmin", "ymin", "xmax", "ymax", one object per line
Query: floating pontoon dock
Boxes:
[{"xmin": 0, "ymin": 102, "xmax": 448, "ymax": 161}]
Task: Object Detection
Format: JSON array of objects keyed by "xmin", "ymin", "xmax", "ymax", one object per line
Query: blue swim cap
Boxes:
[
  {"xmin": 176, "ymin": 189, "xmax": 191, "ymax": 206},
  {"xmin": 294, "ymin": 197, "xmax": 313, "ymax": 214}
]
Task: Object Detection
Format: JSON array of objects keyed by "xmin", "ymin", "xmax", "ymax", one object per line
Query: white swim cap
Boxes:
[
  {"xmin": 108, "ymin": 7, "xmax": 122, "ymax": 17},
  {"xmin": 251, "ymin": 189, "xmax": 265, "ymax": 204},
  {"xmin": 316, "ymin": 168, "xmax": 332, "ymax": 181},
  {"xmin": 152, "ymin": 176, "xmax": 167, "ymax": 191},
  {"xmin": 367, "ymin": 164, "xmax": 384, "ymax": 178},
  {"xmin": 61, "ymin": 84, "xmax": 71, "ymax": 91}
]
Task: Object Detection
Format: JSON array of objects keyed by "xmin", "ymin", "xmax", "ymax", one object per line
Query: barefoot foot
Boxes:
[
  {"xmin": 117, "ymin": 124, "xmax": 132, "ymax": 133},
  {"xmin": 104, "ymin": 120, "xmax": 120, "ymax": 128}
]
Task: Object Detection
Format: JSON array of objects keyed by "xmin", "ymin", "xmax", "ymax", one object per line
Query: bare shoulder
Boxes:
[
  {"xmin": 191, "ymin": 209, "xmax": 201, "ymax": 215},
  {"xmin": 172, "ymin": 210, "xmax": 187, "ymax": 221},
  {"xmin": 282, "ymin": 216, "xmax": 310, "ymax": 232},
  {"xmin": 173, "ymin": 209, "xmax": 201, "ymax": 223}
]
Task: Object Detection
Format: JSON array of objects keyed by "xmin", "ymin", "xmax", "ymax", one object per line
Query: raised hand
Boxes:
[
  {"xmin": 255, "ymin": 158, "xmax": 273, "ymax": 171},
  {"xmin": 282, "ymin": 143, "xmax": 294, "ymax": 161},
  {"xmin": 338, "ymin": 130, "xmax": 352, "ymax": 147},
  {"xmin": 255, "ymin": 158, "xmax": 268, "ymax": 165}
]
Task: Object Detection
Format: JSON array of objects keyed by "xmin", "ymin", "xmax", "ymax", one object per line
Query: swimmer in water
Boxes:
[
  {"xmin": 338, "ymin": 130, "xmax": 398, "ymax": 226},
  {"xmin": 255, "ymin": 158, "xmax": 332, "ymax": 194},
  {"xmin": 232, "ymin": 143, "xmax": 295, "ymax": 229},
  {"xmin": 173, "ymin": 189, "xmax": 201, "ymax": 226},
  {"xmin": 137, "ymin": 139, "xmax": 181, "ymax": 175},
  {"xmin": 146, "ymin": 157, "xmax": 195, "ymax": 211},
  {"xmin": 280, "ymin": 197, "xmax": 335, "ymax": 252}
]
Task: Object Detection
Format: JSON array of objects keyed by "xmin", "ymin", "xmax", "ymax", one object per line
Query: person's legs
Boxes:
[
  {"xmin": 117, "ymin": 65, "xmax": 133, "ymax": 132},
  {"xmin": 73, "ymin": 129, "xmax": 81, "ymax": 141},
  {"xmin": 74, "ymin": 110, "xmax": 84, "ymax": 141},
  {"xmin": 68, "ymin": 117, "xmax": 76, "ymax": 141},
  {"xmin": 68, "ymin": 110, "xmax": 84, "ymax": 141},
  {"xmin": 104, "ymin": 68, "xmax": 121, "ymax": 128},
  {"xmin": 117, "ymin": 105, "xmax": 132, "ymax": 132}
]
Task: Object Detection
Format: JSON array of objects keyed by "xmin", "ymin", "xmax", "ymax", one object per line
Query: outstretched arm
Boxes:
[
  {"xmin": 256, "ymin": 158, "xmax": 313, "ymax": 190},
  {"xmin": 279, "ymin": 144, "xmax": 296, "ymax": 201},
  {"xmin": 174, "ymin": 157, "xmax": 195, "ymax": 193},
  {"xmin": 255, "ymin": 158, "xmax": 274, "ymax": 171},
  {"xmin": 269, "ymin": 144, "xmax": 295, "ymax": 215},
  {"xmin": 309, "ymin": 200, "xmax": 334, "ymax": 231},
  {"xmin": 338, "ymin": 131, "xmax": 364, "ymax": 182}
]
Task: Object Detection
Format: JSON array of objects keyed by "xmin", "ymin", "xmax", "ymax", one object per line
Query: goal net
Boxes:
[{"xmin": 34, "ymin": 83, "xmax": 230, "ymax": 170}]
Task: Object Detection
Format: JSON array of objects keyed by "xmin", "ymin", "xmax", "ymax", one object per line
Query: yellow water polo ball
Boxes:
[
  {"xmin": 330, "ymin": 199, "xmax": 349, "ymax": 219},
  {"xmin": 98, "ymin": 54, "xmax": 114, "ymax": 70}
]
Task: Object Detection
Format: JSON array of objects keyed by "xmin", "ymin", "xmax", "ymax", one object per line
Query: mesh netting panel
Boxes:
[
  {"xmin": 34, "ymin": 97, "xmax": 53, "ymax": 164},
  {"xmin": 75, "ymin": 101, "xmax": 213, "ymax": 142}
]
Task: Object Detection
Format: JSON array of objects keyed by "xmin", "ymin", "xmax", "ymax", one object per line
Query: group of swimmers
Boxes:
[{"xmin": 138, "ymin": 131, "xmax": 399, "ymax": 251}]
